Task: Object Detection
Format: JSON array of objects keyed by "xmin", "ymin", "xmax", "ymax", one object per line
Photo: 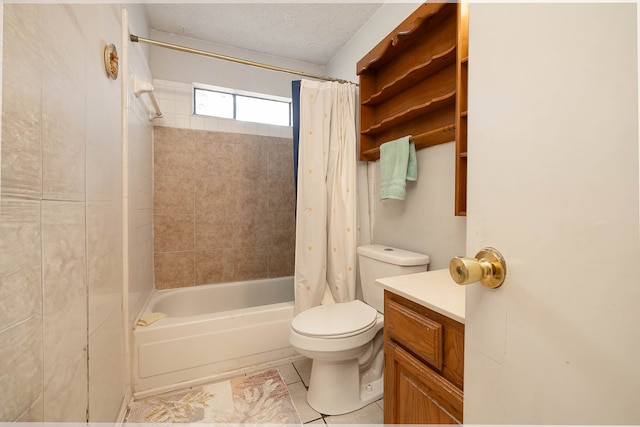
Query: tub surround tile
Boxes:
[
  {"xmin": 154, "ymin": 214, "xmax": 195, "ymax": 252},
  {"xmin": 194, "ymin": 137, "xmax": 235, "ymax": 177},
  {"xmin": 270, "ymin": 211, "xmax": 296, "ymax": 247},
  {"xmin": 233, "ymin": 178, "xmax": 270, "ymax": 215},
  {"xmin": 232, "ymin": 211, "xmax": 273, "ymax": 248},
  {"xmin": 154, "ymin": 130, "xmax": 195, "ymax": 178},
  {"xmin": 154, "ymin": 174, "xmax": 195, "ymax": 215},
  {"xmin": 234, "ymin": 140, "xmax": 268, "ymax": 180},
  {"xmin": 268, "ymin": 245, "xmax": 295, "ymax": 278},
  {"xmin": 155, "ymin": 251, "xmax": 195, "ymax": 289},
  {"xmin": 268, "ymin": 178, "xmax": 296, "ymax": 212},
  {"xmin": 154, "ymin": 128, "xmax": 295, "ymax": 289},
  {"xmin": 233, "ymin": 246, "xmax": 270, "ymax": 281},
  {"xmin": 195, "ymin": 213, "xmax": 234, "ymax": 251},
  {"xmin": 195, "ymin": 249, "xmax": 235, "ymax": 285},
  {"xmin": 195, "ymin": 176, "xmax": 234, "ymax": 213},
  {"xmin": 268, "ymin": 139, "xmax": 294, "ymax": 182}
]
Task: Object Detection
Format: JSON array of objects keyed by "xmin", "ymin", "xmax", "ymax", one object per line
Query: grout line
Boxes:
[{"xmin": 291, "ymin": 361, "xmax": 305, "ymax": 387}]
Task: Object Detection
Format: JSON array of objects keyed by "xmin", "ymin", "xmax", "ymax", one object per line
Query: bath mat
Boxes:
[{"xmin": 125, "ymin": 369, "xmax": 301, "ymax": 424}]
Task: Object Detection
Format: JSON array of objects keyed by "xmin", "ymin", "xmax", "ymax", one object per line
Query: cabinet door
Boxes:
[{"xmin": 385, "ymin": 341, "xmax": 463, "ymax": 424}]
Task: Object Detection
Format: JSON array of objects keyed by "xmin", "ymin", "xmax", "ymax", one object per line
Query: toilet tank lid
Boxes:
[{"xmin": 357, "ymin": 244, "xmax": 429, "ymax": 266}]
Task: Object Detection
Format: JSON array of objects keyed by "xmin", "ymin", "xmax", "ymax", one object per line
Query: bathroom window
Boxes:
[{"xmin": 194, "ymin": 86, "xmax": 291, "ymax": 126}]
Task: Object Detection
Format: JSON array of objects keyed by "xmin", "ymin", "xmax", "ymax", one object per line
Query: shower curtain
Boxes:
[{"xmin": 293, "ymin": 79, "xmax": 358, "ymax": 314}]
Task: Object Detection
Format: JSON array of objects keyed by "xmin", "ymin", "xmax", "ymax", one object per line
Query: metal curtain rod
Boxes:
[{"xmin": 129, "ymin": 34, "xmax": 357, "ymax": 85}]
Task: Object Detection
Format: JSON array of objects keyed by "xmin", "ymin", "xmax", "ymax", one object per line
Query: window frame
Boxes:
[{"xmin": 193, "ymin": 85, "xmax": 292, "ymax": 127}]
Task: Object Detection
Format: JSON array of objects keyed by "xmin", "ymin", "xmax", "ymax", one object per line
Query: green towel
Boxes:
[{"xmin": 380, "ymin": 136, "xmax": 418, "ymax": 200}]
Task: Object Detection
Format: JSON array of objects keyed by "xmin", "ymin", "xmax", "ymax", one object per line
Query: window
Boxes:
[{"xmin": 194, "ymin": 86, "xmax": 291, "ymax": 126}]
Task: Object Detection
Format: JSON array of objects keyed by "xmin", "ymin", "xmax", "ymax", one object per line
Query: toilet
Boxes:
[{"xmin": 289, "ymin": 244, "xmax": 430, "ymax": 415}]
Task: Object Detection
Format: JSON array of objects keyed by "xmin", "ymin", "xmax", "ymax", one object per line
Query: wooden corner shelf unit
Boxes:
[{"xmin": 356, "ymin": 1, "xmax": 469, "ymax": 216}]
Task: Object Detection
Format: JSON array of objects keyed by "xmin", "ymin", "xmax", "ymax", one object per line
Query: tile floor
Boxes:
[{"xmin": 275, "ymin": 358, "xmax": 384, "ymax": 425}]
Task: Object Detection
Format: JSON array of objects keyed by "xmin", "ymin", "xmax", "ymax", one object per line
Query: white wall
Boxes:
[
  {"xmin": 149, "ymin": 29, "xmax": 326, "ymax": 99},
  {"xmin": 327, "ymin": 3, "xmax": 467, "ymax": 270}
]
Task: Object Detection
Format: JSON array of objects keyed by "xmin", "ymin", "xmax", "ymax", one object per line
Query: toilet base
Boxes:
[{"xmin": 306, "ymin": 358, "xmax": 383, "ymax": 415}]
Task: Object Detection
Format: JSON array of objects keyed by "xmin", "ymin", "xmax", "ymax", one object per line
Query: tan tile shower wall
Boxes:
[{"xmin": 153, "ymin": 126, "xmax": 296, "ymax": 289}]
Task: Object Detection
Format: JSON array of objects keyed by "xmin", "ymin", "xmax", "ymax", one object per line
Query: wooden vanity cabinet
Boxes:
[{"xmin": 383, "ymin": 290, "xmax": 465, "ymax": 424}]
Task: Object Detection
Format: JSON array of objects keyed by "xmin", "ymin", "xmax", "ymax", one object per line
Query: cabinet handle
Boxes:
[{"xmin": 449, "ymin": 247, "xmax": 506, "ymax": 288}]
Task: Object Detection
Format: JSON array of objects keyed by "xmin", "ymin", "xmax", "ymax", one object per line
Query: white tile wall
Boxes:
[{"xmin": 0, "ymin": 4, "xmax": 125, "ymax": 422}]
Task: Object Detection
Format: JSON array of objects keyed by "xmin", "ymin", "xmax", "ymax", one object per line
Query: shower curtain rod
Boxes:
[{"xmin": 129, "ymin": 34, "xmax": 357, "ymax": 85}]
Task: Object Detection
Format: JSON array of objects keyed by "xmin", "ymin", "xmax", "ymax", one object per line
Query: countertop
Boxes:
[{"xmin": 376, "ymin": 268, "xmax": 466, "ymax": 324}]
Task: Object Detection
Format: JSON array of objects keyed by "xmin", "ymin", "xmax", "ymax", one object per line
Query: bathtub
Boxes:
[{"xmin": 132, "ymin": 276, "xmax": 301, "ymax": 397}]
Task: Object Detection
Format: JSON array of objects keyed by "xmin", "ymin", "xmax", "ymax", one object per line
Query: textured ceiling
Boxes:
[{"xmin": 145, "ymin": 3, "xmax": 383, "ymax": 65}]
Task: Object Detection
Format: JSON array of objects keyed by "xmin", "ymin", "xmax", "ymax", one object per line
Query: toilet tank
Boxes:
[{"xmin": 357, "ymin": 244, "xmax": 430, "ymax": 313}]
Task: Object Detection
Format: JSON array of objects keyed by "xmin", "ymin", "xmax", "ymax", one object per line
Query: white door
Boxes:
[{"xmin": 465, "ymin": 3, "xmax": 640, "ymax": 424}]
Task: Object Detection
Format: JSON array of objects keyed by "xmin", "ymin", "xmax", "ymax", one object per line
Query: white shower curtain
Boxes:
[{"xmin": 294, "ymin": 80, "xmax": 358, "ymax": 314}]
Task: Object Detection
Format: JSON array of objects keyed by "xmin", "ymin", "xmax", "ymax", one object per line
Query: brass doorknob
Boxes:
[{"xmin": 449, "ymin": 247, "xmax": 506, "ymax": 288}]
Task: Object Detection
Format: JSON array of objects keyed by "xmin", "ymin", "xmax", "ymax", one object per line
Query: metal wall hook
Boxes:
[{"xmin": 449, "ymin": 247, "xmax": 506, "ymax": 288}]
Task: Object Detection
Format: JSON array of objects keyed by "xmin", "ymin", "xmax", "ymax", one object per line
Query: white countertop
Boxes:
[{"xmin": 376, "ymin": 269, "xmax": 466, "ymax": 324}]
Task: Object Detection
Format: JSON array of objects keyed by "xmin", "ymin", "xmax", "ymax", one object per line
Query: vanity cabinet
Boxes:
[
  {"xmin": 356, "ymin": 1, "xmax": 469, "ymax": 216},
  {"xmin": 383, "ymin": 290, "xmax": 464, "ymax": 424}
]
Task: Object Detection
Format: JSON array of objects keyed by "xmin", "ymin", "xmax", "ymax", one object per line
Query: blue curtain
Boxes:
[{"xmin": 292, "ymin": 80, "xmax": 301, "ymax": 195}]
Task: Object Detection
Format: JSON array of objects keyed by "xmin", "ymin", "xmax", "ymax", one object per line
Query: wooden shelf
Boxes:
[
  {"xmin": 362, "ymin": 45, "xmax": 457, "ymax": 107},
  {"xmin": 357, "ymin": 1, "xmax": 468, "ymax": 217},
  {"xmin": 357, "ymin": 2, "xmax": 449, "ymax": 74},
  {"xmin": 362, "ymin": 90, "xmax": 456, "ymax": 136},
  {"xmin": 454, "ymin": 1, "xmax": 469, "ymax": 216},
  {"xmin": 360, "ymin": 124, "xmax": 456, "ymax": 161}
]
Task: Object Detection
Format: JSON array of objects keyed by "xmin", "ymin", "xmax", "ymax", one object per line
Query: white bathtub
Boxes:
[{"xmin": 132, "ymin": 276, "xmax": 300, "ymax": 397}]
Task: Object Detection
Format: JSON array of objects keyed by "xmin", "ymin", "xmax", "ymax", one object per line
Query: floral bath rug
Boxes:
[{"xmin": 125, "ymin": 368, "xmax": 301, "ymax": 424}]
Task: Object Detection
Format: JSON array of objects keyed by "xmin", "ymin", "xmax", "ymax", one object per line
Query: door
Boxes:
[{"xmin": 465, "ymin": 3, "xmax": 640, "ymax": 424}]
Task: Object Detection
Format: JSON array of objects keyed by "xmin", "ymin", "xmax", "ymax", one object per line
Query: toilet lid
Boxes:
[{"xmin": 291, "ymin": 300, "xmax": 377, "ymax": 338}]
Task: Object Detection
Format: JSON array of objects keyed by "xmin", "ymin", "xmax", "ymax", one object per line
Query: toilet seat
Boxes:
[{"xmin": 291, "ymin": 300, "xmax": 377, "ymax": 339}]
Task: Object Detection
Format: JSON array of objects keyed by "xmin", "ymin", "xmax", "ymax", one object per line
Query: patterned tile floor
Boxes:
[{"xmin": 275, "ymin": 358, "xmax": 384, "ymax": 425}]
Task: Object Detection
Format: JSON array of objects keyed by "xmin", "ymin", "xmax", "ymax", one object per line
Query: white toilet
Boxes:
[{"xmin": 289, "ymin": 244, "xmax": 430, "ymax": 415}]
